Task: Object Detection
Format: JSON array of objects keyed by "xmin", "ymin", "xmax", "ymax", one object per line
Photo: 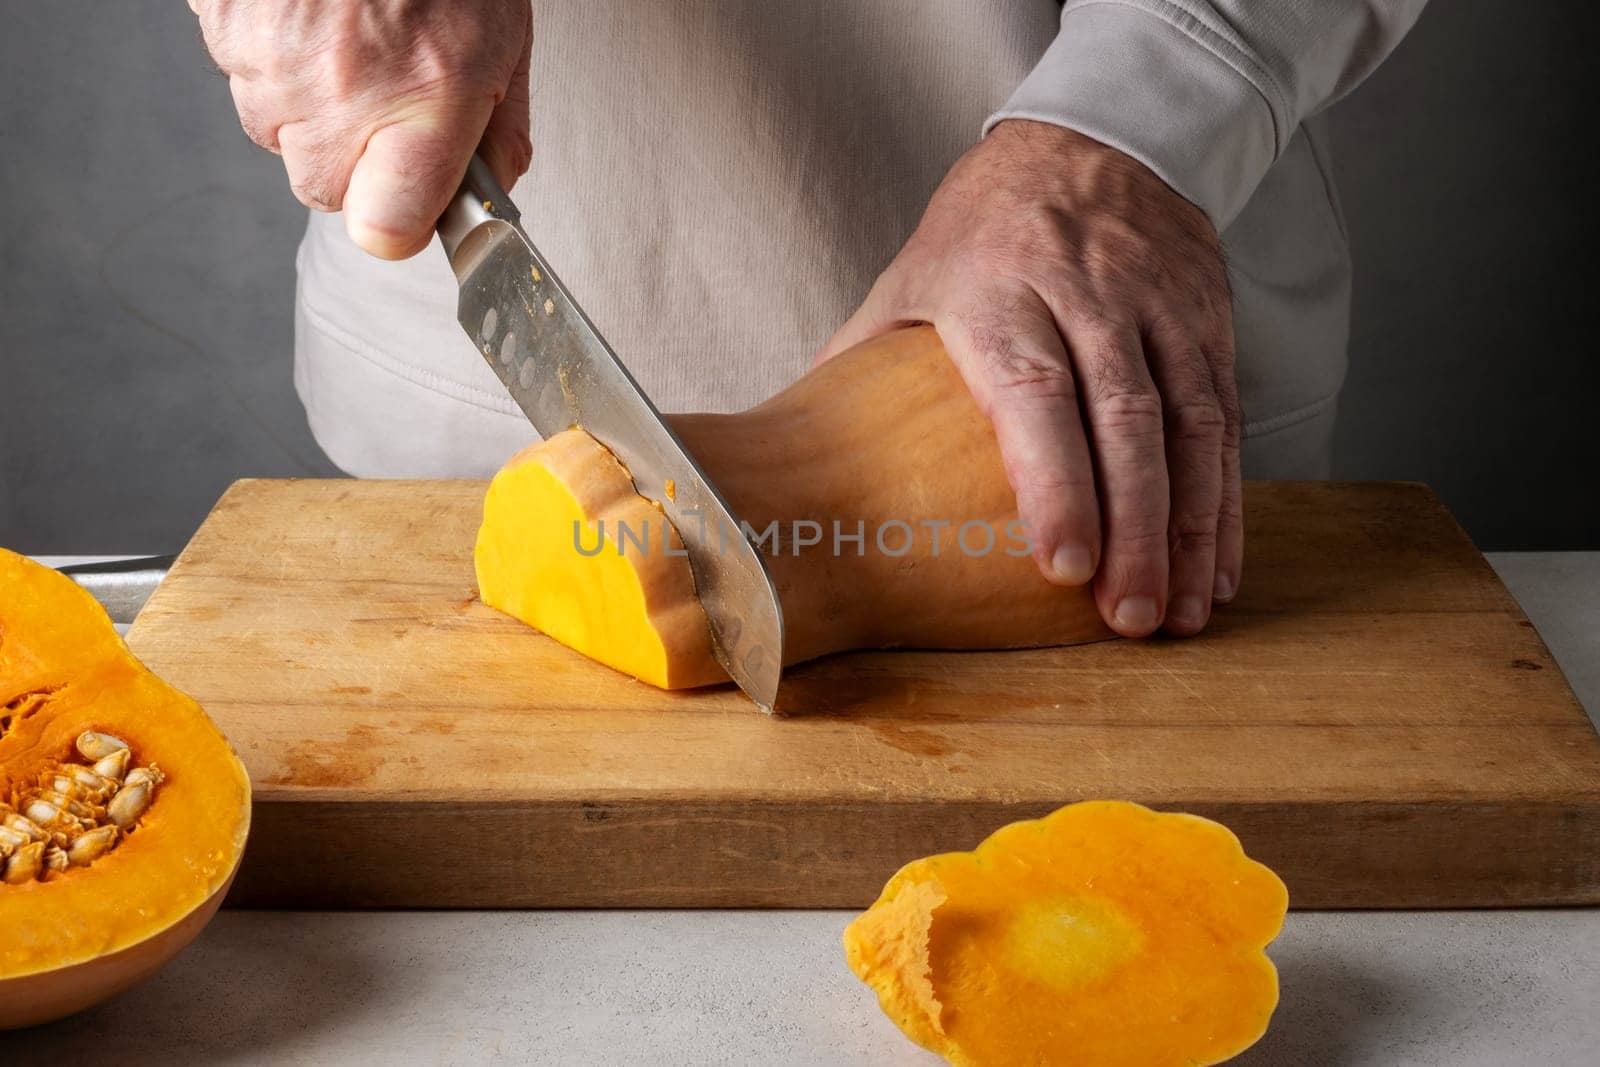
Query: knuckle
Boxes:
[
  {"xmin": 1213, "ymin": 377, "xmax": 1242, "ymax": 419},
  {"xmin": 1219, "ymin": 412, "xmax": 1243, "ymax": 450},
  {"xmin": 1007, "ymin": 461, "xmax": 1089, "ymax": 500},
  {"xmin": 1110, "ymin": 523, "xmax": 1170, "ymax": 561},
  {"xmin": 955, "ymin": 311, "xmax": 1077, "ymax": 404},
  {"xmin": 194, "ymin": 15, "xmax": 228, "ymax": 64},
  {"xmin": 1169, "ymin": 520, "xmax": 1218, "ymax": 555},
  {"xmin": 1210, "ymin": 375, "xmax": 1244, "ymax": 446},
  {"xmin": 1163, "ymin": 397, "xmax": 1225, "ymax": 442},
  {"xmin": 1105, "ymin": 490, "xmax": 1172, "ymax": 549},
  {"xmin": 1078, "ymin": 330, "xmax": 1145, "ymax": 393},
  {"xmin": 1092, "ymin": 387, "xmax": 1164, "ymax": 440},
  {"xmin": 238, "ymin": 112, "xmax": 277, "ymax": 151},
  {"xmin": 992, "ymin": 352, "xmax": 1077, "ymax": 403},
  {"xmin": 1164, "ymin": 338, "xmax": 1218, "ymax": 386},
  {"xmin": 288, "ymin": 177, "xmax": 341, "ymax": 211},
  {"xmin": 1054, "ymin": 295, "xmax": 1126, "ymax": 336},
  {"xmin": 1144, "ymin": 308, "xmax": 1195, "ymax": 341},
  {"xmin": 282, "ymin": 135, "xmax": 351, "ymax": 209},
  {"xmin": 283, "ymin": 145, "xmax": 354, "ymax": 210}
]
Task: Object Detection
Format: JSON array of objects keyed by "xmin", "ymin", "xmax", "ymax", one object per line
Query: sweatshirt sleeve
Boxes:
[{"xmin": 985, "ymin": 0, "xmax": 1429, "ymax": 227}]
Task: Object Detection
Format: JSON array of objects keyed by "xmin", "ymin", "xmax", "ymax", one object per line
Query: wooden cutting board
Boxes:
[{"xmin": 125, "ymin": 479, "xmax": 1600, "ymax": 909}]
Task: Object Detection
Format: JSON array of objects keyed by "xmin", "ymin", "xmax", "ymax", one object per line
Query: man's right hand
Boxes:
[{"xmin": 192, "ymin": 0, "xmax": 533, "ymax": 259}]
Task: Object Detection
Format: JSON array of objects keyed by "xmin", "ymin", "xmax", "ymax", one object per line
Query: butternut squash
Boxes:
[
  {"xmin": 475, "ymin": 326, "xmax": 1111, "ymax": 690},
  {"xmin": 844, "ymin": 800, "xmax": 1288, "ymax": 1066},
  {"xmin": 0, "ymin": 548, "xmax": 251, "ymax": 1029}
]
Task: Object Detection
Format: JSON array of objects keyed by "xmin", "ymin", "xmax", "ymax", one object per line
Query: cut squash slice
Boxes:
[{"xmin": 844, "ymin": 800, "xmax": 1288, "ymax": 1066}]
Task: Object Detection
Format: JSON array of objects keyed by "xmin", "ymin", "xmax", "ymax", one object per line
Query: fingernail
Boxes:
[
  {"xmin": 1213, "ymin": 572, "xmax": 1236, "ymax": 602},
  {"xmin": 1170, "ymin": 596, "xmax": 1207, "ymax": 629},
  {"xmin": 1050, "ymin": 543, "xmax": 1094, "ymax": 585},
  {"xmin": 1113, "ymin": 595, "xmax": 1160, "ymax": 633}
]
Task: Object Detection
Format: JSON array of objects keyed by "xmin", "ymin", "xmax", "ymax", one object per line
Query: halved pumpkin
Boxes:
[
  {"xmin": 0, "ymin": 548, "xmax": 251, "ymax": 1028},
  {"xmin": 475, "ymin": 326, "xmax": 1111, "ymax": 691},
  {"xmin": 844, "ymin": 800, "xmax": 1289, "ymax": 1066}
]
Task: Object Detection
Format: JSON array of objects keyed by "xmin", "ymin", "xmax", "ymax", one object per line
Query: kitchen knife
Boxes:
[{"xmin": 438, "ymin": 156, "xmax": 785, "ymax": 709}]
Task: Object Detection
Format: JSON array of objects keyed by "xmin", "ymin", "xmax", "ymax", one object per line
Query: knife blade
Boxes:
[
  {"xmin": 438, "ymin": 156, "xmax": 785, "ymax": 709},
  {"xmin": 57, "ymin": 555, "xmax": 175, "ymax": 624}
]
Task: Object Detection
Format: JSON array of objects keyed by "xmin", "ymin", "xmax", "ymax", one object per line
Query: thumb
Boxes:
[
  {"xmin": 815, "ymin": 281, "xmax": 915, "ymax": 367},
  {"xmin": 343, "ymin": 97, "xmax": 493, "ymax": 260},
  {"xmin": 478, "ymin": 8, "xmax": 533, "ymax": 189}
]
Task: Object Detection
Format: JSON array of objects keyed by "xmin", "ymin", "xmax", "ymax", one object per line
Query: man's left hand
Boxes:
[{"xmin": 819, "ymin": 119, "xmax": 1241, "ymax": 638}]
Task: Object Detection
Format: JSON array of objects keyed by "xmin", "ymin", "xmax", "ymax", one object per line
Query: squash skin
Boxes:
[
  {"xmin": 0, "ymin": 549, "xmax": 251, "ymax": 1029},
  {"xmin": 0, "ymin": 878, "xmax": 232, "ymax": 1030},
  {"xmin": 843, "ymin": 801, "xmax": 1289, "ymax": 1066},
  {"xmin": 476, "ymin": 326, "xmax": 1111, "ymax": 689}
]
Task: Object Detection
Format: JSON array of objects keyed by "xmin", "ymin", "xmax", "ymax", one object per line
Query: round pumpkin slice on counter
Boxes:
[
  {"xmin": 844, "ymin": 800, "xmax": 1289, "ymax": 1066},
  {"xmin": 0, "ymin": 548, "xmax": 250, "ymax": 1029}
]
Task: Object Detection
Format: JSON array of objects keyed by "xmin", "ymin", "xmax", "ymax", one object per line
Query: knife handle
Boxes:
[{"xmin": 438, "ymin": 154, "xmax": 522, "ymax": 259}]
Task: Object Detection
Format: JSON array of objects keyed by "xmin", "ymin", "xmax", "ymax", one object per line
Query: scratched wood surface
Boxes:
[{"xmin": 126, "ymin": 479, "xmax": 1600, "ymax": 908}]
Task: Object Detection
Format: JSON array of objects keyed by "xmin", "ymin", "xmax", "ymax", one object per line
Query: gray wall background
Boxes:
[{"xmin": 2, "ymin": 1, "xmax": 1595, "ymax": 554}]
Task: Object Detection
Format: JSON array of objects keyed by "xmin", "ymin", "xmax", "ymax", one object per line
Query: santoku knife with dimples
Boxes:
[{"xmin": 436, "ymin": 156, "xmax": 785, "ymax": 710}]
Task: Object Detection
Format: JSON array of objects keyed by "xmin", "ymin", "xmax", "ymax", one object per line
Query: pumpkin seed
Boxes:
[
  {"xmin": 2, "ymin": 812, "xmax": 48, "ymax": 842},
  {"xmin": 40, "ymin": 771, "xmax": 103, "ymax": 803},
  {"xmin": 2, "ymin": 812, "xmax": 49, "ymax": 842},
  {"xmin": 32, "ymin": 790, "xmax": 103, "ymax": 823},
  {"xmin": 3, "ymin": 842, "xmax": 44, "ymax": 885},
  {"xmin": 66, "ymin": 825, "xmax": 118, "ymax": 866},
  {"xmin": 22, "ymin": 799, "xmax": 72, "ymax": 830},
  {"xmin": 42, "ymin": 846, "xmax": 68, "ymax": 873},
  {"xmin": 58, "ymin": 762, "xmax": 116, "ymax": 795},
  {"xmin": 124, "ymin": 764, "xmax": 166, "ymax": 791},
  {"xmin": 92, "ymin": 748, "xmax": 132, "ymax": 783},
  {"xmin": 75, "ymin": 730, "xmax": 129, "ymax": 762},
  {"xmin": 106, "ymin": 781, "xmax": 152, "ymax": 829}
]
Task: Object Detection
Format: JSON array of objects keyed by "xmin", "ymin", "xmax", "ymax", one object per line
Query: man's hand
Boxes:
[
  {"xmin": 820, "ymin": 120, "xmax": 1240, "ymax": 638},
  {"xmin": 192, "ymin": 0, "xmax": 533, "ymax": 259}
]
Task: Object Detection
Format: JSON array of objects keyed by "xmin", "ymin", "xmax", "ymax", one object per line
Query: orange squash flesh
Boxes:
[
  {"xmin": 476, "ymin": 431, "xmax": 720, "ymax": 689},
  {"xmin": 844, "ymin": 801, "xmax": 1289, "ymax": 1066},
  {"xmin": 476, "ymin": 326, "xmax": 1111, "ymax": 691},
  {"xmin": 0, "ymin": 548, "xmax": 251, "ymax": 1029}
]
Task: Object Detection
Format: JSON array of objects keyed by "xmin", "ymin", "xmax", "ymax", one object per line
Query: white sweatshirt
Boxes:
[{"xmin": 293, "ymin": 0, "xmax": 1427, "ymax": 479}]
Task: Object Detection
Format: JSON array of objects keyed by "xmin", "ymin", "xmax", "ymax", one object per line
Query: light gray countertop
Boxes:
[{"xmin": 7, "ymin": 553, "xmax": 1598, "ymax": 1065}]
